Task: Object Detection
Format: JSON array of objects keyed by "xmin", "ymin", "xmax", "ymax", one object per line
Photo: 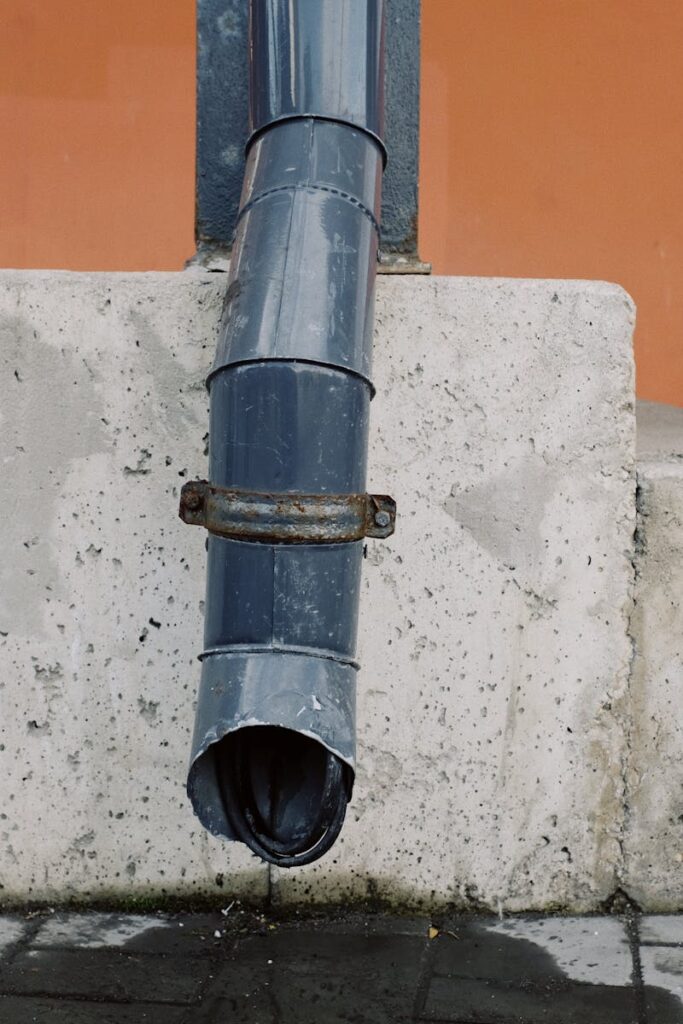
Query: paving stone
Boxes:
[
  {"xmin": 33, "ymin": 911, "xmax": 235, "ymax": 956},
  {"xmin": 270, "ymin": 969, "xmax": 416, "ymax": 1023},
  {"xmin": 208, "ymin": 925, "xmax": 426, "ymax": 1022},
  {"xmin": 191, "ymin": 964, "xmax": 275, "ymax": 1024},
  {"xmin": 319, "ymin": 913, "xmax": 431, "ymax": 937},
  {"xmin": 193, "ymin": 997, "xmax": 275, "ymax": 1024},
  {"xmin": 641, "ymin": 946, "xmax": 683, "ymax": 1023},
  {"xmin": 0, "ymin": 997, "xmax": 189, "ymax": 1023},
  {"xmin": 425, "ymin": 917, "xmax": 636, "ymax": 1023},
  {"xmin": 234, "ymin": 922, "xmax": 426, "ymax": 973},
  {"xmin": 206, "ymin": 959, "xmax": 416, "ymax": 1024},
  {"xmin": 0, "ymin": 948, "xmax": 212, "ymax": 1004},
  {"xmin": 422, "ymin": 974, "xmax": 638, "ymax": 1023},
  {"xmin": 8, "ymin": 911, "xmax": 683, "ymax": 1023},
  {"xmin": 0, "ymin": 918, "xmax": 28, "ymax": 957},
  {"xmin": 33, "ymin": 913, "xmax": 170, "ymax": 949},
  {"xmin": 432, "ymin": 920, "xmax": 544, "ymax": 984},
  {"xmin": 641, "ymin": 916, "xmax": 683, "ymax": 946},
  {"xmin": 433, "ymin": 917, "xmax": 632, "ymax": 987},
  {"xmin": 485, "ymin": 916, "xmax": 632, "ymax": 986}
]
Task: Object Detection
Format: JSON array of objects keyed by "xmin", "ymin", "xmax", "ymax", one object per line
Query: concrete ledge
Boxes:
[
  {"xmin": 0, "ymin": 271, "xmax": 635, "ymax": 909},
  {"xmin": 625, "ymin": 401, "xmax": 683, "ymax": 909}
]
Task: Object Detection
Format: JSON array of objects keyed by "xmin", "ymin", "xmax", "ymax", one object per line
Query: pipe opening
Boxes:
[{"xmin": 215, "ymin": 726, "xmax": 351, "ymax": 866}]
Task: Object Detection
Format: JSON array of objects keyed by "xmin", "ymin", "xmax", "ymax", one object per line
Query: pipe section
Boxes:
[
  {"xmin": 248, "ymin": 0, "xmax": 385, "ymax": 149},
  {"xmin": 185, "ymin": 0, "xmax": 387, "ymax": 866}
]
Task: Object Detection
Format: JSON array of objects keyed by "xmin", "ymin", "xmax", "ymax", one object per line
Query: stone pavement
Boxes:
[{"xmin": 0, "ymin": 908, "xmax": 682, "ymax": 1023}]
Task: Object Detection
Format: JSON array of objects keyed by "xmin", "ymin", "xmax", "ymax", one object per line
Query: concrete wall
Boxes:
[{"xmin": 0, "ymin": 270, "xmax": 637, "ymax": 911}]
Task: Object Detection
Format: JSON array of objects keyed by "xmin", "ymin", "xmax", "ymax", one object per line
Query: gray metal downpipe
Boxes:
[{"xmin": 181, "ymin": 0, "xmax": 391, "ymax": 866}]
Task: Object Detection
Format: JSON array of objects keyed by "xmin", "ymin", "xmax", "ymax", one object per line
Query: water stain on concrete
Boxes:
[
  {"xmin": 0, "ymin": 313, "xmax": 108, "ymax": 636},
  {"xmin": 444, "ymin": 464, "xmax": 559, "ymax": 584}
]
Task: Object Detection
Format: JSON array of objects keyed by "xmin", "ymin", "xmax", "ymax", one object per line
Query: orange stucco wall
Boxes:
[
  {"xmin": 1, "ymin": 1, "xmax": 682, "ymax": 404},
  {"xmin": 0, "ymin": 0, "xmax": 195, "ymax": 271},
  {"xmin": 420, "ymin": 0, "xmax": 683, "ymax": 406}
]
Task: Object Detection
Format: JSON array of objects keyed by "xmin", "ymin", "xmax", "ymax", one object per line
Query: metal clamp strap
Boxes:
[{"xmin": 179, "ymin": 480, "xmax": 396, "ymax": 544}]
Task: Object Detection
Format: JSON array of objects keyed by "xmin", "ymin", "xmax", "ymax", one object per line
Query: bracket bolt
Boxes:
[
  {"xmin": 374, "ymin": 510, "xmax": 391, "ymax": 528},
  {"xmin": 184, "ymin": 491, "xmax": 202, "ymax": 511}
]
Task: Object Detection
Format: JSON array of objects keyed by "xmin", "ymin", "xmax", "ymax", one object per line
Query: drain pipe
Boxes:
[{"xmin": 181, "ymin": 0, "xmax": 392, "ymax": 866}]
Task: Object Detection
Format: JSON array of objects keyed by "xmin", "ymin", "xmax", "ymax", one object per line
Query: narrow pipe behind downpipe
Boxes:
[{"xmin": 185, "ymin": 0, "xmax": 387, "ymax": 866}]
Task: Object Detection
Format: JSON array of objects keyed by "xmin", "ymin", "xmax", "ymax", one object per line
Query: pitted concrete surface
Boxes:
[
  {"xmin": 0, "ymin": 910, "xmax": 682, "ymax": 1022},
  {"xmin": 0, "ymin": 271, "xmax": 635, "ymax": 909}
]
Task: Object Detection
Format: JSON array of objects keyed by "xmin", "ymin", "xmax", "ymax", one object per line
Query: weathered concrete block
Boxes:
[
  {"xmin": 625, "ymin": 402, "xmax": 683, "ymax": 910},
  {"xmin": 272, "ymin": 277, "xmax": 636, "ymax": 912},
  {"xmin": 0, "ymin": 271, "xmax": 635, "ymax": 909}
]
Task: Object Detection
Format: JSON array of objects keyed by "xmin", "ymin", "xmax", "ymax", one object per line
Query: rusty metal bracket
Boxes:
[{"xmin": 179, "ymin": 480, "xmax": 396, "ymax": 544}]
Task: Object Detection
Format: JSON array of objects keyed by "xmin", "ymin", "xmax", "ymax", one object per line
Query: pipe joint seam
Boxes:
[
  {"xmin": 237, "ymin": 183, "xmax": 381, "ymax": 236},
  {"xmin": 246, "ymin": 114, "xmax": 387, "ymax": 167},
  {"xmin": 200, "ymin": 644, "xmax": 360, "ymax": 670},
  {"xmin": 206, "ymin": 358, "xmax": 376, "ymax": 396}
]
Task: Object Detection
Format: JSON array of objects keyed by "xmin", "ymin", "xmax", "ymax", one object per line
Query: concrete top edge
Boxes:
[
  {"xmin": 0, "ymin": 267, "xmax": 635, "ymax": 304},
  {"xmin": 382, "ymin": 273, "xmax": 635, "ymax": 310}
]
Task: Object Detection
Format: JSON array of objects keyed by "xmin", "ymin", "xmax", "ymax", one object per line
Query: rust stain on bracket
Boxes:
[{"xmin": 179, "ymin": 480, "xmax": 396, "ymax": 544}]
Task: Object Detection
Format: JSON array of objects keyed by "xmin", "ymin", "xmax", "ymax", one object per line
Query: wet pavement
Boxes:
[{"xmin": 0, "ymin": 906, "xmax": 682, "ymax": 1022}]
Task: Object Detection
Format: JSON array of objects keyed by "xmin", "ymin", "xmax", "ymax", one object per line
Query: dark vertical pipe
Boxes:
[{"xmin": 186, "ymin": 0, "xmax": 386, "ymax": 866}]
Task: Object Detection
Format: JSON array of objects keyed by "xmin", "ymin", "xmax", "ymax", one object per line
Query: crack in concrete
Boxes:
[{"xmin": 618, "ymin": 476, "xmax": 648, "ymax": 899}]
